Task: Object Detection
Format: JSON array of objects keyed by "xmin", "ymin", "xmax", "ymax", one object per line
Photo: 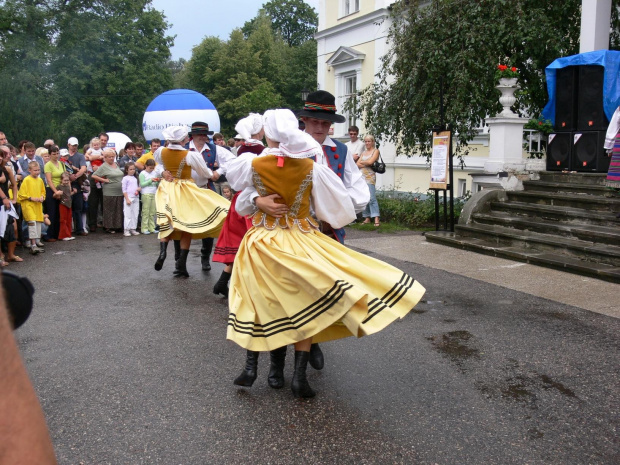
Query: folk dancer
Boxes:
[
  {"xmin": 227, "ymin": 109, "xmax": 425, "ymax": 398},
  {"xmin": 153, "ymin": 126, "xmax": 229, "ymax": 277}
]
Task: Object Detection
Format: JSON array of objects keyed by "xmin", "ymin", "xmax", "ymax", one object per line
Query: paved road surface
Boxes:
[{"xmin": 11, "ymin": 229, "xmax": 620, "ymax": 464}]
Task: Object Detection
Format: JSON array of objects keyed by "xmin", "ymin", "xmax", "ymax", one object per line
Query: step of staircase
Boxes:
[
  {"xmin": 470, "ymin": 212, "xmax": 620, "ymax": 248},
  {"xmin": 507, "ymin": 190, "xmax": 620, "ymax": 212},
  {"xmin": 455, "ymin": 222, "xmax": 620, "ymax": 266},
  {"xmin": 424, "ymin": 231, "xmax": 620, "ymax": 283},
  {"xmin": 522, "ymin": 180, "xmax": 612, "ymax": 196},
  {"xmin": 424, "ymin": 174, "xmax": 620, "ymax": 283},
  {"xmin": 537, "ymin": 172, "xmax": 608, "ymax": 186},
  {"xmin": 489, "ymin": 201, "xmax": 620, "ymax": 228}
]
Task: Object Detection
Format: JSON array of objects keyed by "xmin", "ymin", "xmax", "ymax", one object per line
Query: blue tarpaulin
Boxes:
[{"xmin": 541, "ymin": 50, "xmax": 620, "ymax": 124}]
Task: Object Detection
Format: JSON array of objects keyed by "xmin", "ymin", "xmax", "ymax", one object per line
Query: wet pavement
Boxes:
[{"xmin": 11, "ymin": 228, "xmax": 620, "ymax": 464}]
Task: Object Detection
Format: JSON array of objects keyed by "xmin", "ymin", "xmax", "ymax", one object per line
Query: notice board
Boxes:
[{"xmin": 430, "ymin": 131, "xmax": 451, "ymax": 190}]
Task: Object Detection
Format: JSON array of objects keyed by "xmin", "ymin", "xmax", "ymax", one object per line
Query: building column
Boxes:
[{"xmin": 580, "ymin": 0, "xmax": 612, "ymax": 53}]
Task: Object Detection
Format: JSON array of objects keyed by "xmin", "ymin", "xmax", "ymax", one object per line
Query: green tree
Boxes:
[
  {"xmin": 0, "ymin": 0, "xmax": 56, "ymax": 143},
  {"xmin": 182, "ymin": 13, "xmax": 317, "ymax": 136},
  {"xmin": 51, "ymin": 0, "xmax": 174, "ymax": 141},
  {"xmin": 177, "ymin": 36, "xmax": 225, "ymax": 93},
  {"xmin": 167, "ymin": 58, "xmax": 187, "ymax": 87},
  {"xmin": 354, "ymin": 0, "xmax": 589, "ymax": 158},
  {"xmin": 0, "ymin": 0, "xmax": 173, "ymax": 144},
  {"xmin": 202, "ymin": 27, "xmax": 286, "ymax": 133},
  {"xmin": 242, "ymin": 0, "xmax": 318, "ymax": 46}
]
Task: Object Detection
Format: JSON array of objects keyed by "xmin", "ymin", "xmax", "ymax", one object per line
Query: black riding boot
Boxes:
[
  {"xmin": 309, "ymin": 343, "xmax": 324, "ymax": 370},
  {"xmin": 154, "ymin": 241, "xmax": 168, "ymax": 271},
  {"xmin": 213, "ymin": 270, "xmax": 231, "ymax": 297},
  {"xmin": 291, "ymin": 351, "xmax": 316, "ymax": 398},
  {"xmin": 234, "ymin": 350, "xmax": 259, "ymax": 387},
  {"xmin": 173, "ymin": 240, "xmax": 181, "ymax": 271},
  {"xmin": 201, "ymin": 237, "xmax": 213, "ymax": 271},
  {"xmin": 268, "ymin": 346, "xmax": 287, "ymax": 389},
  {"xmin": 173, "ymin": 249, "xmax": 190, "ymax": 278}
]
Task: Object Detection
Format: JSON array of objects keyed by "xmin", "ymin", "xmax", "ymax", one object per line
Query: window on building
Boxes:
[
  {"xmin": 344, "ymin": 74, "xmax": 357, "ymax": 127},
  {"xmin": 344, "ymin": 0, "xmax": 360, "ymax": 16},
  {"xmin": 458, "ymin": 178, "xmax": 468, "ymax": 197}
]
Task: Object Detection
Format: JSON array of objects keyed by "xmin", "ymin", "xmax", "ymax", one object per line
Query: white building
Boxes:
[{"xmin": 315, "ymin": 0, "xmax": 517, "ymax": 197}]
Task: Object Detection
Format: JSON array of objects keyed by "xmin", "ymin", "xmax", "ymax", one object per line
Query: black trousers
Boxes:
[
  {"xmin": 44, "ymin": 187, "xmax": 60, "ymax": 239},
  {"xmin": 72, "ymin": 190, "xmax": 84, "ymax": 233},
  {"xmin": 88, "ymin": 177, "xmax": 103, "ymax": 230}
]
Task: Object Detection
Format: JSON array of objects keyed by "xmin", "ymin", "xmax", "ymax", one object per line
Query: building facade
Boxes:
[{"xmin": 315, "ymin": 0, "xmax": 498, "ymax": 197}]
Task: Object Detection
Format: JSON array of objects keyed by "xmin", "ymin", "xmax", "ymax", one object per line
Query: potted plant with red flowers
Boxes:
[
  {"xmin": 495, "ymin": 64, "xmax": 520, "ymax": 117},
  {"xmin": 495, "ymin": 64, "xmax": 519, "ymax": 86}
]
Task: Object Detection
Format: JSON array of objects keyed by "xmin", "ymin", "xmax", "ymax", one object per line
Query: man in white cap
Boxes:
[
  {"xmin": 67, "ymin": 137, "xmax": 88, "ymax": 235},
  {"xmin": 231, "ymin": 135, "xmax": 244, "ymax": 156}
]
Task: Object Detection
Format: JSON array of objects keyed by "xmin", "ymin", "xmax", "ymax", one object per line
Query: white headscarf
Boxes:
[
  {"xmin": 162, "ymin": 125, "xmax": 189, "ymax": 144},
  {"xmin": 263, "ymin": 109, "xmax": 322, "ymax": 159},
  {"xmin": 234, "ymin": 113, "xmax": 263, "ymax": 142}
]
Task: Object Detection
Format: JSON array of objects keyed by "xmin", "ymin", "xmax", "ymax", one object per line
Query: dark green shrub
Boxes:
[{"xmin": 376, "ymin": 190, "xmax": 465, "ymax": 228}]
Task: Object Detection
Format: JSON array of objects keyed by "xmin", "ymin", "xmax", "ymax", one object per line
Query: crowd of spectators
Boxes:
[{"xmin": 0, "ymin": 130, "xmax": 240, "ymax": 265}]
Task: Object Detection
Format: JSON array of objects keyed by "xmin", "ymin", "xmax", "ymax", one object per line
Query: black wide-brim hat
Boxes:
[
  {"xmin": 296, "ymin": 90, "xmax": 346, "ymax": 124},
  {"xmin": 189, "ymin": 121, "xmax": 214, "ymax": 136}
]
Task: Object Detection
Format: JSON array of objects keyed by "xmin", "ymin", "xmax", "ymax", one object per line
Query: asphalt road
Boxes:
[{"xmin": 11, "ymin": 229, "xmax": 620, "ymax": 464}]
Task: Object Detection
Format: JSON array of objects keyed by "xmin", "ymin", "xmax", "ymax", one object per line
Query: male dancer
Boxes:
[
  {"xmin": 233, "ymin": 93, "xmax": 369, "ymax": 385},
  {"xmin": 187, "ymin": 122, "xmax": 234, "ymax": 270}
]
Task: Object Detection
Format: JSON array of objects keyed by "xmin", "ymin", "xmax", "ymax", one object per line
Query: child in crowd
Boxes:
[
  {"xmin": 138, "ymin": 159, "xmax": 159, "ymax": 234},
  {"xmin": 82, "ymin": 143, "xmax": 91, "ymax": 172},
  {"xmin": 17, "ymin": 161, "xmax": 46, "ymax": 254},
  {"xmin": 221, "ymin": 184, "xmax": 234, "ymax": 201},
  {"xmin": 122, "ymin": 162, "xmax": 140, "ymax": 236},
  {"xmin": 85, "ymin": 137, "xmax": 104, "ymax": 177},
  {"xmin": 81, "ymin": 178, "xmax": 90, "ymax": 233},
  {"xmin": 56, "ymin": 172, "xmax": 76, "ymax": 241}
]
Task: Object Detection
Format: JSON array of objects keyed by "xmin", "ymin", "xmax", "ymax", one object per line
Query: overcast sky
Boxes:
[{"xmin": 150, "ymin": 0, "xmax": 320, "ymax": 61}]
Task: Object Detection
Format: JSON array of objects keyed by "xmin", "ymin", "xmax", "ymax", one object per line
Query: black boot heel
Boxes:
[
  {"xmin": 173, "ymin": 240, "xmax": 181, "ymax": 270},
  {"xmin": 234, "ymin": 351, "xmax": 259, "ymax": 387},
  {"xmin": 201, "ymin": 238, "xmax": 213, "ymax": 271},
  {"xmin": 213, "ymin": 270, "xmax": 231, "ymax": 296},
  {"xmin": 268, "ymin": 346, "xmax": 287, "ymax": 389},
  {"xmin": 154, "ymin": 241, "xmax": 168, "ymax": 271},
  {"xmin": 173, "ymin": 249, "xmax": 190, "ymax": 278},
  {"xmin": 291, "ymin": 351, "xmax": 316, "ymax": 398},
  {"xmin": 309, "ymin": 343, "xmax": 324, "ymax": 370}
]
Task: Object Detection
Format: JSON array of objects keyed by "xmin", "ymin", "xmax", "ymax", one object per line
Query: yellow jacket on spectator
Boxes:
[
  {"xmin": 18, "ymin": 176, "xmax": 46, "ymax": 222},
  {"xmin": 136, "ymin": 151, "xmax": 156, "ymax": 166}
]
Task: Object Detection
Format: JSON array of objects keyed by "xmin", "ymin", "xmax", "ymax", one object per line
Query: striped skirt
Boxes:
[
  {"xmin": 213, "ymin": 191, "xmax": 253, "ymax": 264},
  {"xmin": 227, "ymin": 226, "xmax": 426, "ymax": 352},
  {"xmin": 605, "ymin": 134, "xmax": 620, "ymax": 188},
  {"xmin": 155, "ymin": 179, "xmax": 229, "ymax": 240}
]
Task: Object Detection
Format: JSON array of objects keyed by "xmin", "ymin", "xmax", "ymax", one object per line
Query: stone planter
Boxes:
[{"xmin": 496, "ymin": 78, "xmax": 519, "ymax": 117}]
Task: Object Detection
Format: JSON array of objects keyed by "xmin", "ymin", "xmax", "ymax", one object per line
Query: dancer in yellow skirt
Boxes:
[
  {"xmin": 227, "ymin": 109, "xmax": 425, "ymax": 398},
  {"xmin": 153, "ymin": 126, "xmax": 229, "ymax": 277}
]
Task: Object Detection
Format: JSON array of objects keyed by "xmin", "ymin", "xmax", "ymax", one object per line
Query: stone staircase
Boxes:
[{"xmin": 424, "ymin": 172, "xmax": 620, "ymax": 283}]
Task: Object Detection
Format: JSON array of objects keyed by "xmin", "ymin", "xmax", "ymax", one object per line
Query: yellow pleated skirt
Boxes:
[
  {"xmin": 227, "ymin": 227, "xmax": 426, "ymax": 351},
  {"xmin": 155, "ymin": 179, "xmax": 229, "ymax": 240}
]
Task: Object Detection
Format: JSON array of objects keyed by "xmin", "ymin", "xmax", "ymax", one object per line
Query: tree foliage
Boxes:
[
  {"xmin": 353, "ymin": 0, "xmax": 602, "ymax": 159},
  {"xmin": 181, "ymin": 10, "xmax": 317, "ymax": 136},
  {"xmin": 0, "ymin": 0, "xmax": 173, "ymax": 145},
  {"xmin": 242, "ymin": 0, "xmax": 318, "ymax": 47}
]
